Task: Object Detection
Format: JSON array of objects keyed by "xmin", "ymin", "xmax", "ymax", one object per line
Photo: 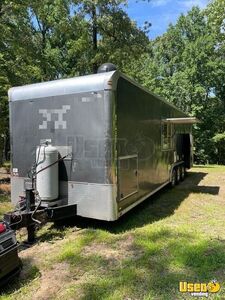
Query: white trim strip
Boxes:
[
  {"xmin": 162, "ymin": 117, "xmax": 200, "ymax": 124},
  {"xmin": 118, "ymin": 154, "xmax": 138, "ymax": 160},
  {"xmin": 68, "ymin": 181, "xmax": 114, "ymax": 186}
]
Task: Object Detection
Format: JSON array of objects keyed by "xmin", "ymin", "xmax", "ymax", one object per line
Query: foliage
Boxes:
[
  {"xmin": 127, "ymin": 4, "xmax": 225, "ymax": 164},
  {"xmin": 0, "ymin": 0, "xmax": 224, "ymax": 164},
  {"xmin": 212, "ymin": 132, "xmax": 225, "ymax": 164},
  {"xmin": 72, "ymin": 0, "xmax": 150, "ymax": 72},
  {"xmin": 0, "ymin": 0, "xmax": 150, "ymax": 165}
]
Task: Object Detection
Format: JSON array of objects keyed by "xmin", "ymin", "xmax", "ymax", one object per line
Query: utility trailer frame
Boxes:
[{"xmin": 8, "ymin": 70, "xmax": 196, "ymax": 222}]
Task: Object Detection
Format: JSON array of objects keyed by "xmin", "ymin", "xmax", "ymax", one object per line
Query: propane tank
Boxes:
[{"xmin": 36, "ymin": 145, "xmax": 59, "ymax": 201}]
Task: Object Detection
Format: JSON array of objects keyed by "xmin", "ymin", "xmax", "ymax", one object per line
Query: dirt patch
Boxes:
[
  {"xmin": 31, "ymin": 262, "xmax": 71, "ymax": 300},
  {"xmin": 83, "ymin": 234, "xmax": 143, "ymax": 265},
  {"xmin": 0, "ymin": 169, "xmax": 10, "ymax": 180},
  {"xmin": 18, "ymin": 229, "xmax": 83, "ymax": 269},
  {"xmin": 19, "ymin": 241, "xmax": 57, "ymax": 265},
  {"xmin": 0, "ymin": 167, "xmax": 10, "ymax": 195},
  {"xmin": 0, "ymin": 183, "xmax": 10, "ymax": 194}
]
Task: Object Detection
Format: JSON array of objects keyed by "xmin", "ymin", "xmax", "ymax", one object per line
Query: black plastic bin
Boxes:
[{"xmin": 0, "ymin": 225, "xmax": 21, "ymax": 287}]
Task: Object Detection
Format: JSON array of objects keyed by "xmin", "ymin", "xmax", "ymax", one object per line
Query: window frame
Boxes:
[{"xmin": 161, "ymin": 121, "xmax": 174, "ymax": 151}]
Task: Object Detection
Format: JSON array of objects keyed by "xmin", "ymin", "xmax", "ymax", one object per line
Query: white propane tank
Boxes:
[{"xmin": 36, "ymin": 145, "xmax": 59, "ymax": 201}]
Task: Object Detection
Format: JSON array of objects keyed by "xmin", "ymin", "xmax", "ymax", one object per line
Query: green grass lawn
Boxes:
[
  {"xmin": 1, "ymin": 165, "xmax": 225, "ymax": 300},
  {"xmin": 0, "ymin": 195, "xmax": 12, "ymax": 220},
  {"xmin": 0, "ymin": 163, "xmax": 12, "ymax": 220},
  {"xmin": 0, "ymin": 164, "xmax": 12, "ymax": 219}
]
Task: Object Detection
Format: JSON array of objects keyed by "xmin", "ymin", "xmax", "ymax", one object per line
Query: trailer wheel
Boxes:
[
  {"xmin": 176, "ymin": 166, "xmax": 181, "ymax": 184},
  {"xmin": 180, "ymin": 165, "xmax": 185, "ymax": 181},
  {"xmin": 170, "ymin": 168, "xmax": 177, "ymax": 187}
]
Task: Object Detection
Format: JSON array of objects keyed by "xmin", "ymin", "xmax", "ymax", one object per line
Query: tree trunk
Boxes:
[
  {"xmin": 91, "ymin": 6, "xmax": 98, "ymax": 74},
  {"xmin": 4, "ymin": 132, "xmax": 10, "ymax": 161},
  {"xmin": 0, "ymin": 136, "xmax": 4, "ymax": 166}
]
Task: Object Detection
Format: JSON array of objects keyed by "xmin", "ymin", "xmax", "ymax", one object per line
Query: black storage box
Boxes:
[{"xmin": 0, "ymin": 226, "xmax": 21, "ymax": 287}]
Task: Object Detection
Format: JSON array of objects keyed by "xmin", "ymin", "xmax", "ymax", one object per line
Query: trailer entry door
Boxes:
[{"xmin": 118, "ymin": 155, "xmax": 138, "ymax": 201}]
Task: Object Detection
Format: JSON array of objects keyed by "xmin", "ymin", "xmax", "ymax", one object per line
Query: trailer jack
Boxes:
[
  {"xmin": 3, "ymin": 207, "xmax": 46, "ymax": 244},
  {"xmin": 3, "ymin": 187, "xmax": 77, "ymax": 244}
]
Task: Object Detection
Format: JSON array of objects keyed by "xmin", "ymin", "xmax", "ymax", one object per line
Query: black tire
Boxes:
[
  {"xmin": 176, "ymin": 166, "xmax": 181, "ymax": 184},
  {"xmin": 180, "ymin": 165, "xmax": 186, "ymax": 181},
  {"xmin": 170, "ymin": 168, "xmax": 177, "ymax": 187}
]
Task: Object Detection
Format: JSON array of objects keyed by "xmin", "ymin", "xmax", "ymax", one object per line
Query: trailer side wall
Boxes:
[{"xmin": 116, "ymin": 77, "xmax": 190, "ymax": 213}]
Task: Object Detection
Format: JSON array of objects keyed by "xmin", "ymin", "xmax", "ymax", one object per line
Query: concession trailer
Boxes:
[{"xmin": 7, "ymin": 63, "xmax": 197, "ymax": 223}]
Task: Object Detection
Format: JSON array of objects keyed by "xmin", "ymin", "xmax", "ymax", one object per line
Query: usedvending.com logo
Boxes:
[{"xmin": 179, "ymin": 280, "xmax": 220, "ymax": 297}]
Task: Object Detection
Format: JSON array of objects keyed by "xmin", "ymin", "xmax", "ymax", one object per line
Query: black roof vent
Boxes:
[{"xmin": 97, "ymin": 63, "xmax": 117, "ymax": 73}]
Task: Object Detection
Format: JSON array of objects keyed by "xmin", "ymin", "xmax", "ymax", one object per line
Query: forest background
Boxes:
[{"xmin": 0, "ymin": 0, "xmax": 224, "ymax": 165}]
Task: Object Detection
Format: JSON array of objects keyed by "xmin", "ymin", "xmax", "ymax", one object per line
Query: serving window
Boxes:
[{"xmin": 162, "ymin": 122, "xmax": 174, "ymax": 150}]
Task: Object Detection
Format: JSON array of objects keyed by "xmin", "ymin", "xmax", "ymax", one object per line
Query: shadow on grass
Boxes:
[
  {"xmin": 0, "ymin": 257, "xmax": 39, "ymax": 296},
  {"xmin": 36, "ymin": 225, "xmax": 69, "ymax": 243},
  {"xmin": 68, "ymin": 229, "xmax": 225, "ymax": 300},
  {"xmin": 44, "ymin": 170, "xmax": 220, "ymax": 236},
  {"xmin": 0, "ymin": 177, "xmax": 10, "ymax": 184}
]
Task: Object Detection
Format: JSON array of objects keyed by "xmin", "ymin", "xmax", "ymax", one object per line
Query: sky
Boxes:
[{"xmin": 126, "ymin": 0, "xmax": 210, "ymax": 39}]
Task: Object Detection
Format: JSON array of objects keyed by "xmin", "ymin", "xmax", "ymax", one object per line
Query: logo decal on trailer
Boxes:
[{"xmin": 39, "ymin": 105, "xmax": 71, "ymax": 130}]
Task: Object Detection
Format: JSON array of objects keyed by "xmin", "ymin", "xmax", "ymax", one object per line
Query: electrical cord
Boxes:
[
  {"xmin": 30, "ymin": 152, "xmax": 72, "ymax": 224},
  {"xmin": 35, "ymin": 153, "xmax": 72, "ymax": 176},
  {"xmin": 30, "ymin": 191, "xmax": 42, "ymax": 225},
  {"xmin": 3, "ymin": 147, "xmax": 72, "ymax": 228},
  {"xmin": 4, "ymin": 213, "xmax": 23, "ymax": 228},
  {"xmin": 28, "ymin": 142, "xmax": 48, "ymax": 179},
  {"xmin": 36, "ymin": 144, "xmax": 47, "ymax": 169}
]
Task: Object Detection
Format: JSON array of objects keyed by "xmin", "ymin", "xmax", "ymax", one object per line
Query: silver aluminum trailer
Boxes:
[{"xmin": 8, "ymin": 67, "xmax": 196, "ymax": 221}]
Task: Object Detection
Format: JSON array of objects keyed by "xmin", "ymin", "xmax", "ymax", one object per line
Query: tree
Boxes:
[
  {"xmin": 212, "ymin": 132, "xmax": 225, "ymax": 164},
  {"xmin": 206, "ymin": 0, "xmax": 225, "ymax": 110},
  {"xmin": 73, "ymin": 0, "xmax": 150, "ymax": 73},
  {"xmin": 0, "ymin": 0, "xmax": 32, "ymax": 163},
  {"xmin": 126, "ymin": 4, "xmax": 225, "ymax": 164},
  {"xmin": 0, "ymin": 0, "xmax": 150, "ymax": 165}
]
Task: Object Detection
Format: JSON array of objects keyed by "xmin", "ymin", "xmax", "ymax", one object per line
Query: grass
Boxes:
[
  {"xmin": 0, "ymin": 165, "xmax": 225, "ymax": 299},
  {"xmin": 0, "ymin": 195, "xmax": 12, "ymax": 220},
  {"xmin": 0, "ymin": 164, "xmax": 11, "ymax": 219}
]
